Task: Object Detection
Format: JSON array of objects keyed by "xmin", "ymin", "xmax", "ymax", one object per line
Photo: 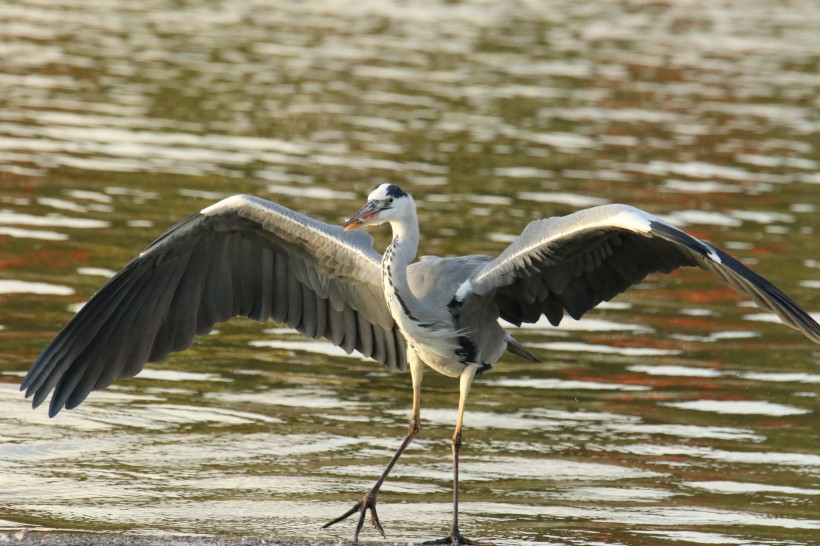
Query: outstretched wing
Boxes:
[
  {"xmin": 22, "ymin": 195, "xmax": 406, "ymax": 417},
  {"xmin": 466, "ymin": 204, "xmax": 820, "ymax": 342}
]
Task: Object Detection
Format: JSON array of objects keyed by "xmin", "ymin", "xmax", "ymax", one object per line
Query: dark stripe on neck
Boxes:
[
  {"xmin": 394, "ymin": 291, "xmax": 419, "ymax": 322},
  {"xmin": 384, "ymin": 234, "xmax": 420, "ymax": 322}
]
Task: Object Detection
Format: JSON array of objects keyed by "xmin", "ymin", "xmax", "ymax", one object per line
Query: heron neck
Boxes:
[{"xmin": 384, "ymin": 208, "xmax": 422, "ymax": 314}]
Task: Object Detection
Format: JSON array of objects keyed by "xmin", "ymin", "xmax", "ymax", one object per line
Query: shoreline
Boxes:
[{"xmin": 2, "ymin": 532, "xmax": 412, "ymax": 546}]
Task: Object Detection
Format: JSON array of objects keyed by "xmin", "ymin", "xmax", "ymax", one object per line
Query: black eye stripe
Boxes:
[
  {"xmin": 369, "ymin": 183, "xmax": 407, "ymax": 201},
  {"xmin": 384, "ymin": 184, "xmax": 407, "ymax": 198}
]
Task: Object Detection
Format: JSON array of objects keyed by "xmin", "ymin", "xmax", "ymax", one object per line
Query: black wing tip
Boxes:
[
  {"xmin": 20, "ymin": 356, "xmax": 43, "ymax": 392},
  {"xmin": 47, "ymin": 402, "xmax": 63, "ymax": 418},
  {"xmin": 650, "ymin": 219, "xmax": 820, "ymax": 343},
  {"xmin": 20, "ymin": 385, "xmax": 63, "ymax": 418},
  {"xmin": 22, "ymin": 384, "xmax": 63, "ymax": 418}
]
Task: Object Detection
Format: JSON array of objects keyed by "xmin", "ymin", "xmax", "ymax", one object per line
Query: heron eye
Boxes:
[{"xmin": 386, "ymin": 198, "xmax": 394, "ymax": 205}]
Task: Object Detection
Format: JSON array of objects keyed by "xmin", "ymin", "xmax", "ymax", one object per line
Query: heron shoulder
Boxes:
[
  {"xmin": 200, "ymin": 194, "xmax": 255, "ymax": 216},
  {"xmin": 525, "ymin": 203, "xmax": 655, "ymax": 240}
]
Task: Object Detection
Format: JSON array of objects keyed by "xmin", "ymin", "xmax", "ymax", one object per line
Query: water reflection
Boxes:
[
  {"xmin": 0, "ymin": 280, "xmax": 74, "ymax": 295},
  {"xmin": 1, "ymin": 0, "xmax": 819, "ymax": 544}
]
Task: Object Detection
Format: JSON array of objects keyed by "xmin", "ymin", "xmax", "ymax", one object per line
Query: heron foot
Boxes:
[
  {"xmin": 422, "ymin": 527, "xmax": 491, "ymax": 546},
  {"xmin": 322, "ymin": 491, "xmax": 385, "ymax": 542}
]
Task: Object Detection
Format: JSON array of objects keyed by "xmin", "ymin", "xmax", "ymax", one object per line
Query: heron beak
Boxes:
[{"xmin": 344, "ymin": 200, "xmax": 382, "ymax": 231}]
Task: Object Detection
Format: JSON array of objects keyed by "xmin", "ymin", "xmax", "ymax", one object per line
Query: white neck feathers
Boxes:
[{"xmin": 382, "ymin": 201, "xmax": 422, "ymax": 318}]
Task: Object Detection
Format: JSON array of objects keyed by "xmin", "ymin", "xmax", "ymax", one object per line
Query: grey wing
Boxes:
[
  {"xmin": 22, "ymin": 195, "xmax": 407, "ymax": 417},
  {"xmin": 467, "ymin": 204, "xmax": 820, "ymax": 343}
]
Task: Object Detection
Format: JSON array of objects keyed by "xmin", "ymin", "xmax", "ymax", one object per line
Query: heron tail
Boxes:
[{"xmin": 505, "ymin": 335, "xmax": 540, "ymax": 362}]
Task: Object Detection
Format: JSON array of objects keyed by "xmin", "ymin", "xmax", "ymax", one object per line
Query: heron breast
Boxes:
[{"xmin": 412, "ymin": 346, "xmax": 465, "ymax": 377}]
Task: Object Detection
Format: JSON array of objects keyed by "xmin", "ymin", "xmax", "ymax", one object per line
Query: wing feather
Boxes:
[
  {"xmin": 22, "ymin": 195, "xmax": 406, "ymax": 416},
  {"xmin": 469, "ymin": 204, "xmax": 820, "ymax": 342},
  {"xmin": 271, "ymin": 256, "xmax": 288, "ymax": 324}
]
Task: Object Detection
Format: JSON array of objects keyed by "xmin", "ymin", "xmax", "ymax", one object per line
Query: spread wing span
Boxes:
[{"xmin": 22, "ymin": 195, "xmax": 407, "ymax": 417}]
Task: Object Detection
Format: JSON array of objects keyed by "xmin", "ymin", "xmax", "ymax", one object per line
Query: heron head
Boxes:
[{"xmin": 344, "ymin": 183, "xmax": 411, "ymax": 231}]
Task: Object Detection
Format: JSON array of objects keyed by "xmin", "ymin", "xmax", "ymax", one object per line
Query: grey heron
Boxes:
[{"xmin": 22, "ymin": 183, "xmax": 820, "ymax": 545}]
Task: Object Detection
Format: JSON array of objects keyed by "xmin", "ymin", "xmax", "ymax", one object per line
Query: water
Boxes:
[{"xmin": 1, "ymin": 0, "xmax": 819, "ymax": 544}]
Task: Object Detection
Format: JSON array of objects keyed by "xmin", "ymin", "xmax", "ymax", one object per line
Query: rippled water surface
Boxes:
[{"xmin": 1, "ymin": 0, "xmax": 819, "ymax": 544}]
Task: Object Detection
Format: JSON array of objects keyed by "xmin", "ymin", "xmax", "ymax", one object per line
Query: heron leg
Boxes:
[
  {"xmin": 423, "ymin": 365, "xmax": 491, "ymax": 546},
  {"xmin": 323, "ymin": 354, "xmax": 424, "ymax": 541}
]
